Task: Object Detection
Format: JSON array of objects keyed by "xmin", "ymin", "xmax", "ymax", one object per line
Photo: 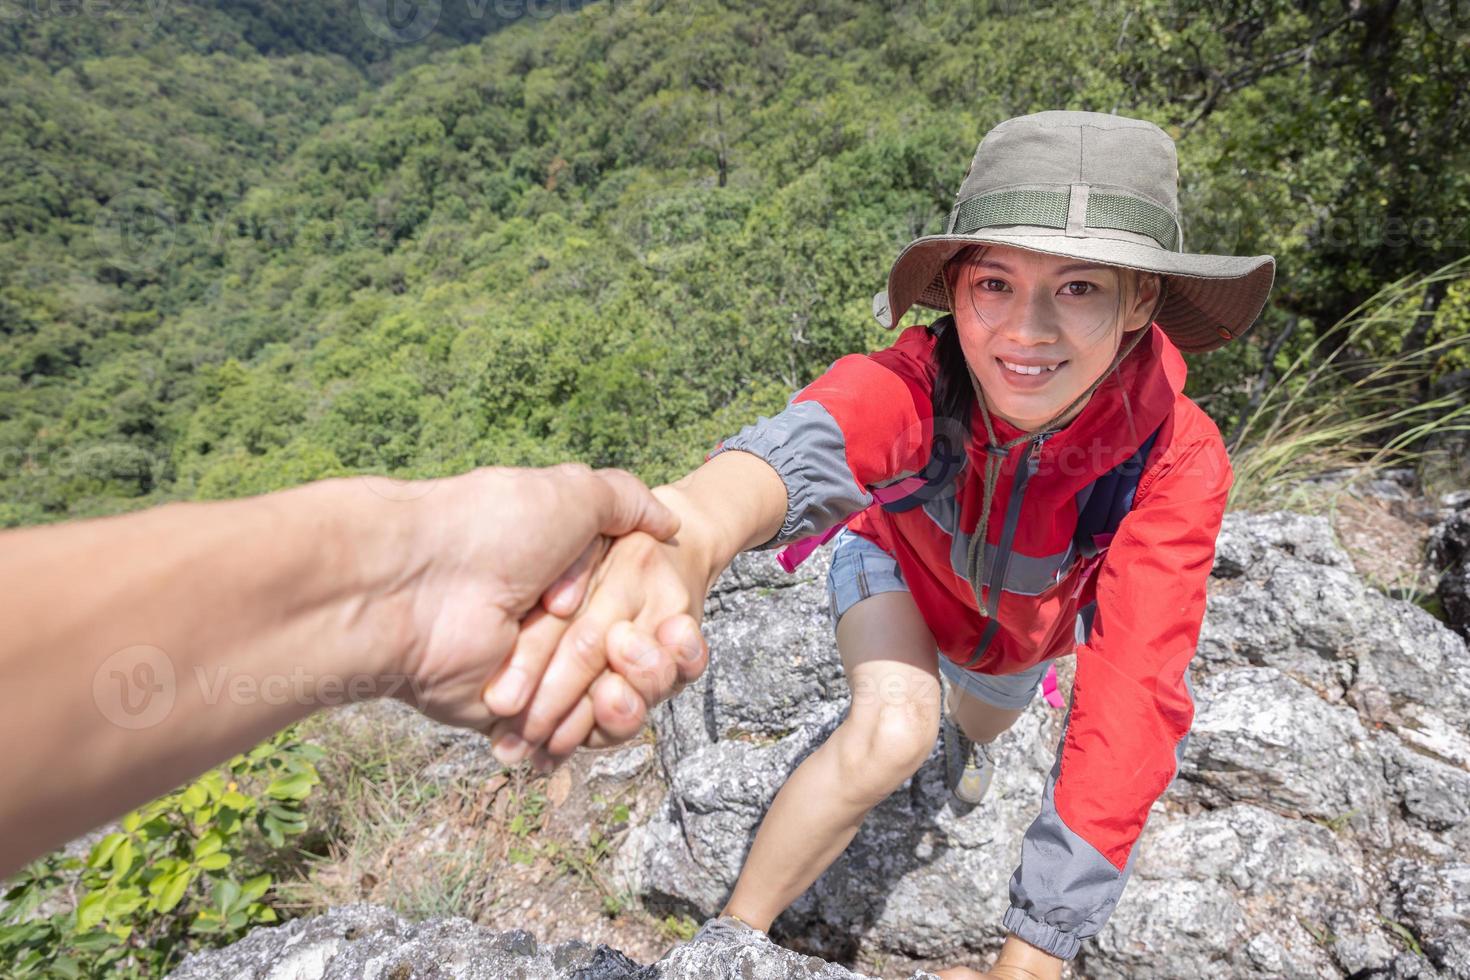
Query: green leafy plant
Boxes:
[{"xmin": 0, "ymin": 729, "xmax": 322, "ymax": 978}]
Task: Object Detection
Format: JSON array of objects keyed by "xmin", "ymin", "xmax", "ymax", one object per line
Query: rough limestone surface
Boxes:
[
  {"xmin": 166, "ymin": 904, "xmax": 939, "ymax": 979},
  {"xmin": 640, "ymin": 511, "xmax": 1470, "ymax": 979},
  {"xmin": 167, "ymin": 511, "xmax": 1470, "ymax": 979}
]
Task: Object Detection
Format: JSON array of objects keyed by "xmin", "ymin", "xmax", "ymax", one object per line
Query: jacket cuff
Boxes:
[
  {"xmin": 1002, "ymin": 906, "xmax": 1082, "ymax": 961},
  {"xmin": 708, "ymin": 401, "xmax": 871, "ymax": 551}
]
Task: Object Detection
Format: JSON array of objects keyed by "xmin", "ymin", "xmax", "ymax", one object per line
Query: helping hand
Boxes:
[
  {"xmin": 480, "ymin": 484, "xmax": 717, "ymax": 768},
  {"xmin": 381, "ymin": 464, "xmax": 683, "ymax": 733}
]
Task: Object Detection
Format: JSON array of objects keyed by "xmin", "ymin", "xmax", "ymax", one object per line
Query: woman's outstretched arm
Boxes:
[{"xmin": 485, "ymin": 326, "xmax": 944, "ymax": 768}]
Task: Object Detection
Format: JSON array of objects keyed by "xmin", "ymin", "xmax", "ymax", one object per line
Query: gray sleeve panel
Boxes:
[
  {"xmin": 1005, "ymin": 696, "xmax": 1193, "ymax": 960},
  {"xmin": 708, "ymin": 399, "xmax": 873, "ymax": 551}
]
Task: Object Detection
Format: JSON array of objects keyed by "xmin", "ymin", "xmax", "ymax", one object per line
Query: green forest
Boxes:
[
  {"xmin": 3, "ymin": 0, "xmax": 1468, "ymax": 529},
  {"xmin": 1, "ymin": 1, "xmax": 1468, "ymax": 972}
]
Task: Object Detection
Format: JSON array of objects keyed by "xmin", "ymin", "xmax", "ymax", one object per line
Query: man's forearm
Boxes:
[{"xmin": 0, "ymin": 478, "xmax": 409, "ymax": 876}]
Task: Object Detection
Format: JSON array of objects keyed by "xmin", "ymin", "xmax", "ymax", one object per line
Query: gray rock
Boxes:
[
  {"xmin": 644, "ymin": 549, "xmax": 1061, "ymax": 961},
  {"xmin": 165, "ymin": 904, "xmax": 939, "ymax": 979},
  {"xmin": 1389, "ymin": 861, "xmax": 1470, "ymax": 979},
  {"xmin": 645, "ymin": 513, "xmax": 1470, "ymax": 977},
  {"xmin": 1177, "ymin": 666, "xmax": 1390, "ymax": 838},
  {"xmin": 176, "ymin": 512, "xmax": 1470, "ymax": 979}
]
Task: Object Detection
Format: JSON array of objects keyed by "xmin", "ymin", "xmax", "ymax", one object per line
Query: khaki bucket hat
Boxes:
[{"xmin": 872, "ymin": 110, "xmax": 1275, "ymax": 353}]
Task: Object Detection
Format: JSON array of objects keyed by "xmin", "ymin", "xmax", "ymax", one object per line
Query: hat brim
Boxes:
[{"xmin": 873, "ymin": 229, "xmax": 1276, "ymax": 354}]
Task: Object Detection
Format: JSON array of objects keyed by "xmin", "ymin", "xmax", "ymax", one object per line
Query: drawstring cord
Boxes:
[{"xmin": 963, "ymin": 323, "xmax": 1152, "ymax": 609}]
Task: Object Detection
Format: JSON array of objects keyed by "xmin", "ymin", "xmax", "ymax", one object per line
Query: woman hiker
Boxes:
[{"xmin": 481, "ymin": 109, "xmax": 1276, "ymax": 978}]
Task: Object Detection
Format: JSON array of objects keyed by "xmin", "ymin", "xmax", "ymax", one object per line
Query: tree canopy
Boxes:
[{"xmin": 2, "ymin": 0, "xmax": 1466, "ymax": 526}]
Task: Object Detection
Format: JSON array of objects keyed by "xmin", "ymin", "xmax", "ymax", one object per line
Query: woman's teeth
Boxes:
[{"xmin": 999, "ymin": 359, "xmax": 1064, "ymax": 375}]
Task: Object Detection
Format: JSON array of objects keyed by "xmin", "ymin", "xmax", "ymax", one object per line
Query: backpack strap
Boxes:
[
  {"xmin": 1042, "ymin": 418, "xmax": 1167, "ymax": 708},
  {"xmin": 1072, "ymin": 420, "xmax": 1165, "ymax": 558}
]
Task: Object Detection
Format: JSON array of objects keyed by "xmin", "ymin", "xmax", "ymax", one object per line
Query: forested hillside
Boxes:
[{"xmin": 2, "ymin": 0, "xmax": 1466, "ymax": 526}]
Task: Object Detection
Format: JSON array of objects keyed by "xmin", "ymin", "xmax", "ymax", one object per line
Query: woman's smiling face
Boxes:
[{"xmin": 945, "ymin": 244, "xmax": 1161, "ymax": 433}]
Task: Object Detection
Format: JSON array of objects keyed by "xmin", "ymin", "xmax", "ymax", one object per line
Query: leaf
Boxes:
[
  {"xmin": 146, "ymin": 861, "xmax": 183, "ymax": 895},
  {"xmin": 110, "ymin": 838, "xmax": 136, "ymax": 877},
  {"xmin": 266, "ymin": 771, "xmax": 315, "ymax": 800},
  {"xmin": 199, "ymin": 770, "xmax": 227, "ymax": 799},
  {"xmin": 181, "ymin": 783, "xmax": 208, "ymax": 811},
  {"xmin": 104, "ymin": 886, "xmax": 144, "ymax": 919},
  {"xmin": 76, "ymin": 892, "xmax": 108, "ymax": 933},
  {"xmin": 219, "ymin": 790, "xmax": 252, "ymax": 810},
  {"xmin": 156, "ymin": 870, "xmax": 192, "ymax": 914},
  {"xmin": 87, "ymin": 835, "xmax": 126, "ymax": 870},
  {"xmin": 67, "ymin": 929, "xmax": 121, "ymax": 952},
  {"xmin": 195, "ymin": 852, "xmax": 231, "ymax": 871},
  {"xmin": 214, "ymin": 877, "xmax": 242, "ymax": 915},
  {"xmin": 138, "ymin": 817, "xmax": 173, "ymax": 840},
  {"xmin": 239, "ymin": 873, "xmax": 272, "ymax": 904},
  {"xmin": 193, "ymin": 831, "xmax": 224, "ymax": 860},
  {"xmin": 49, "ymin": 955, "xmax": 83, "ymax": 979}
]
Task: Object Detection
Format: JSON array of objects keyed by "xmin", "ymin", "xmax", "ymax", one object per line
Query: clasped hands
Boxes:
[
  {"xmin": 381, "ymin": 464, "xmax": 1060, "ymax": 980},
  {"xmin": 480, "ymin": 473, "xmax": 716, "ymax": 771},
  {"xmin": 382, "ymin": 463, "xmax": 717, "ymax": 771}
]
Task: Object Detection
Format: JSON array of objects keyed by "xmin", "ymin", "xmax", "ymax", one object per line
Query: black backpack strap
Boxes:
[{"xmin": 1073, "ymin": 420, "xmax": 1166, "ymax": 558}]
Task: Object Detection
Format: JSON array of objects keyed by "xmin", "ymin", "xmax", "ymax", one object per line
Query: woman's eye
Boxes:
[
  {"xmin": 979, "ymin": 278, "xmax": 1008, "ymax": 292},
  {"xmin": 1063, "ymin": 281, "xmax": 1096, "ymax": 296}
]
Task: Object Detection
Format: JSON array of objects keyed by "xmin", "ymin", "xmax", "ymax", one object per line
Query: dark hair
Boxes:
[{"xmin": 929, "ymin": 311, "xmax": 973, "ymax": 436}]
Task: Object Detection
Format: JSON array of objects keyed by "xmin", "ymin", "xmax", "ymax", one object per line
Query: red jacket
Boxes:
[{"xmin": 708, "ymin": 319, "xmax": 1232, "ymax": 959}]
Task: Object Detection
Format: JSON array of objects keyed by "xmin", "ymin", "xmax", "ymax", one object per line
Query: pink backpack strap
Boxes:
[
  {"xmin": 1041, "ymin": 662, "xmax": 1065, "ymax": 709},
  {"xmin": 776, "ymin": 524, "xmax": 842, "ymax": 573}
]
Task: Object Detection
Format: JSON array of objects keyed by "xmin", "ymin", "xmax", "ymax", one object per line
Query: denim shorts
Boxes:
[{"xmin": 825, "ymin": 526, "xmax": 1050, "ymax": 711}]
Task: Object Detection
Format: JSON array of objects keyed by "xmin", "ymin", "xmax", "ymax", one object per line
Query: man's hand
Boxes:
[
  {"xmin": 0, "ymin": 462, "xmax": 687, "ymax": 874},
  {"xmin": 479, "ymin": 484, "xmax": 719, "ymax": 768},
  {"xmin": 383, "ymin": 464, "xmax": 687, "ymax": 733}
]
